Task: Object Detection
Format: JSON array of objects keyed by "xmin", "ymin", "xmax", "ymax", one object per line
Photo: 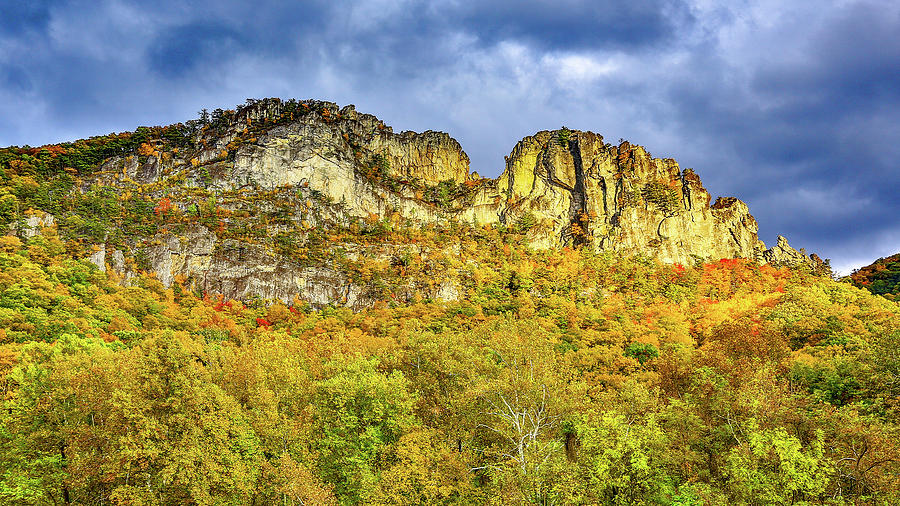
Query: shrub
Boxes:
[
  {"xmin": 557, "ymin": 127, "xmax": 572, "ymax": 147},
  {"xmin": 517, "ymin": 212, "xmax": 537, "ymax": 232},
  {"xmin": 642, "ymin": 181, "xmax": 682, "ymax": 216},
  {"xmin": 625, "ymin": 342, "xmax": 659, "ymax": 365}
]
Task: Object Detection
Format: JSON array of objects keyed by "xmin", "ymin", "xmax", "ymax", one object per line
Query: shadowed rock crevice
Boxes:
[{"xmin": 567, "ymin": 135, "xmax": 589, "ymax": 247}]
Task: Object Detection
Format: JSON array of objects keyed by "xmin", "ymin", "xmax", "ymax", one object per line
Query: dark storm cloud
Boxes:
[
  {"xmin": 147, "ymin": 23, "xmax": 247, "ymax": 78},
  {"xmin": 768, "ymin": 3, "xmax": 900, "ymax": 102},
  {"xmin": 0, "ymin": 0, "xmax": 898, "ymax": 272},
  {"xmin": 446, "ymin": 0, "xmax": 691, "ymax": 50}
]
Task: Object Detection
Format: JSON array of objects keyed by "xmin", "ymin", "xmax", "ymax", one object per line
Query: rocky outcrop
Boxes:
[
  {"xmin": 456, "ymin": 129, "xmax": 814, "ymax": 267},
  {"xmin": 761, "ymin": 235, "xmax": 813, "ymax": 267},
  {"xmin": 17, "ymin": 212, "xmax": 56, "ymax": 239},
  {"xmin": 224, "ymin": 104, "xmax": 467, "ymax": 226},
  {"xmin": 365, "ymin": 129, "xmax": 470, "ymax": 185},
  {"xmin": 71, "ymin": 99, "xmax": 823, "ymax": 307},
  {"xmin": 69, "ymin": 224, "xmax": 465, "ymax": 310}
]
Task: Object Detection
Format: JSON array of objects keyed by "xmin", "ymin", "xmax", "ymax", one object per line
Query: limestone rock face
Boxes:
[
  {"xmin": 18, "ymin": 212, "xmax": 55, "ymax": 239},
  {"xmin": 76, "ymin": 100, "xmax": 821, "ymax": 308},
  {"xmin": 366, "ymin": 130, "xmax": 470, "ymax": 185},
  {"xmin": 225, "ymin": 105, "xmax": 460, "ymax": 224},
  {"xmin": 761, "ymin": 235, "xmax": 813, "ymax": 267},
  {"xmin": 461, "ymin": 129, "xmax": 811, "ymax": 267},
  {"xmin": 137, "ymin": 225, "xmax": 364, "ymax": 307},
  {"xmin": 101, "ymin": 224, "xmax": 461, "ymax": 311}
]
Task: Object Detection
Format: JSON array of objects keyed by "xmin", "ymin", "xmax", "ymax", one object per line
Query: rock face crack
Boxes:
[
  {"xmin": 567, "ymin": 136, "xmax": 589, "ymax": 247},
  {"xmin": 612, "ymin": 176, "xmax": 625, "ymax": 228},
  {"xmin": 729, "ymin": 228, "xmax": 742, "ymax": 247},
  {"xmin": 657, "ymin": 217, "xmax": 670, "ymax": 240},
  {"xmin": 598, "ymin": 176, "xmax": 608, "ymax": 216},
  {"xmin": 568, "ymin": 137, "xmax": 587, "ymax": 215},
  {"xmin": 681, "ymin": 170, "xmax": 693, "ymax": 211}
]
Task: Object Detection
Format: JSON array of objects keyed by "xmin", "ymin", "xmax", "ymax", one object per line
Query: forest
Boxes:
[{"xmin": 0, "ymin": 227, "xmax": 898, "ymax": 504}]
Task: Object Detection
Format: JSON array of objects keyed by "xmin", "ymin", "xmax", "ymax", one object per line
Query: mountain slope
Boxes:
[
  {"xmin": 850, "ymin": 253, "xmax": 900, "ymax": 299},
  {"xmin": 1, "ymin": 99, "xmax": 898, "ymax": 505},
  {"xmin": 2, "ymin": 98, "xmax": 826, "ymax": 309},
  {"xmin": 0, "ymin": 227, "xmax": 897, "ymax": 504}
]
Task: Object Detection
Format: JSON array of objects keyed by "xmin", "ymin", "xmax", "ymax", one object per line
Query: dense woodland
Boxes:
[
  {"xmin": 1, "ymin": 106, "xmax": 899, "ymax": 504},
  {"xmin": 1, "ymin": 229, "xmax": 898, "ymax": 504}
]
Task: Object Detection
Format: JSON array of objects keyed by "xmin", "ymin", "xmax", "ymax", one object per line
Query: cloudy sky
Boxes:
[{"xmin": 1, "ymin": 0, "xmax": 898, "ymax": 273}]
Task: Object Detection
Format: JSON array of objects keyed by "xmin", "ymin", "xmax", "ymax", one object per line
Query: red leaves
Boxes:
[
  {"xmin": 43, "ymin": 144, "xmax": 68, "ymax": 156},
  {"xmin": 212, "ymin": 298, "xmax": 233, "ymax": 312},
  {"xmin": 154, "ymin": 197, "xmax": 173, "ymax": 216}
]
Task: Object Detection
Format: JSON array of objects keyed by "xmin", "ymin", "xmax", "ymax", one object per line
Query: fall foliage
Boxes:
[
  {"xmin": 0, "ymin": 229, "xmax": 898, "ymax": 504},
  {"xmin": 1, "ymin": 98, "xmax": 899, "ymax": 504},
  {"xmin": 850, "ymin": 253, "xmax": 900, "ymax": 300}
]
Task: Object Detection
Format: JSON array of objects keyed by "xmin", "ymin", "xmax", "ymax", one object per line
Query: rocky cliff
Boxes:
[
  {"xmin": 467, "ymin": 131, "xmax": 771, "ymax": 264},
  {"xmin": 8, "ymin": 98, "xmax": 824, "ymax": 308}
]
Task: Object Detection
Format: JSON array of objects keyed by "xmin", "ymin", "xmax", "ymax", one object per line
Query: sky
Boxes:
[{"xmin": 1, "ymin": 0, "xmax": 898, "ymax": 274}]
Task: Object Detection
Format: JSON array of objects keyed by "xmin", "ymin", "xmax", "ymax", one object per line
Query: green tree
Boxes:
[
  {"xmin": 725, "ymin": 419, "xmax": 831, "ymax": 505},
  {"xmin": 313, "ymin": 357, "xmax": 418, "ymax": 504},
  {"xmin": 567, "ymin": 410, "xmax": 670, "ymax": 505}
]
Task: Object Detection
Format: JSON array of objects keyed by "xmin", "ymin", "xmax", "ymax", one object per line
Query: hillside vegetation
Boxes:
[
  {"xmin": 0, "ymin": 100, "xmax": 897, "ymax": 504},
  {"xmin": 850, "ymin": 253, "xmax": 900, "ymax": 300},
  {"xmin": 0, "ymin": 228, "xmax": 898, "ymax": 504}
]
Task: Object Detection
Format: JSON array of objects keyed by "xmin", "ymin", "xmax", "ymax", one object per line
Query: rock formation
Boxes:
[
  {"xmin": 463, "ymin": 131, "xmax": 775, "ymax": 265},
  {"xmin": 145, "ymin": 100, "xmax": 810, "ymax": 267},
  {"xmin": 19, "ymin": 98, "xmax": 824, "ymax": 308}
]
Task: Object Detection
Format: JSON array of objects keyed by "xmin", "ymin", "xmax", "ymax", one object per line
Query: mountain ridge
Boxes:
[{"xmin": 3, "ymin": 97, "xmax": 827, "ymax": 308}]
